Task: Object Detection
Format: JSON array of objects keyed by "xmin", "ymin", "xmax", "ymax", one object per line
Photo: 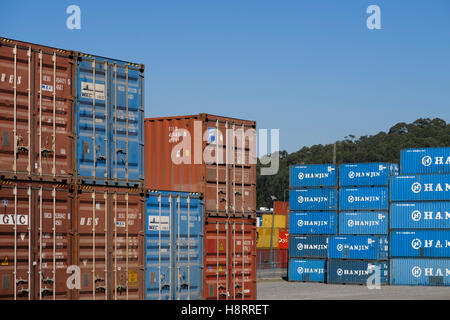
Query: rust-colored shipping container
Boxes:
[
  {"xmin": 0, "ymin": 37, "xmax": 74, "ymax": 182},
  {"xmin": 0, "ymin": 180, "xmax": 74, "ymax": 300},
  {"xmin": 274, "ymin": 201, "xmax": 289, "ymax": 215},
  {"xmin": 73, "ymin": 185, "xmax": 144, "ymax": 300},
  {"xmin": 203, "ymin": 216, "xmax": 256, "ymax": 300},
  {"xmin": 144, "ymin": 114, "xmax": 256, "ymax": 218}
]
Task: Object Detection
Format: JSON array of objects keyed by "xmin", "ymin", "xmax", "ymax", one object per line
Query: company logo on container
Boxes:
[
  {"xmin": 348, "ymin": 171, "xmax": 381, "ymax": 179},
  {"xmin": 421, "ymin": 155, "xmax": 450, "ymax": 167},
  {"xmin": 411, "ymin": 210, "xmax": 450, "ymax": 221},
  {"xmin": 298, "ymin": 219, "xmax": 328, "ymax": 227},
  {"xmin": 348, "ymin": 195, "xmax": 380, "ymax": 203},
  {"xmin": 410, "ymin": 237, "xmax": 450, "ymax": 249},
  {"xmin": 297, "ymin": 172, "xmax": 329, "ymax": 180},
  {"xmin": 297, "ymin": 267, "xmax": 304, "ymax": 274},
  {"xmin": 347, "ymin": 219, "xmax": 380, "ymax": 227},
  {"xmin": 411, "ymin": 266, "xmax": 422, "ymax": 278},
  {"xmin": 297, "ymin": 242, "xmax": 327, "ymax": 251},
  {"xmin": 411, "ymin": 266, "xmax": 450, "ymax": 278},
  {"xmin": 297, "ymin": 266, "xmax": 324, "ymax": 275},
  {"xmin": 337, "ymin": 243, "xmax": 370, "ymax": 251},
  {"xmin": 411, "ymin": 182, "xmax": 450, "ymax": 194},
  {"xmin": 297, "ymin": 196, "xmax": 329, "ymax": 204},
  {"xmin": 297, "ymin": 243, "xmax": 304, "ymax": 251},
  {"xmin": 337, "ymin": 268, "xmax": 344, "ymax": 276}
]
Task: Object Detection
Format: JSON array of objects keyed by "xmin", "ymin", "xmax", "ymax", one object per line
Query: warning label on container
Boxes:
[
  {"xmin": 148, "ymin": 216, "xmax": 170, "ymax": 231},
  {"xmin": 1, "ymin": 257, "xmax": 8, "ymax": 266},
  {"xmin": 81, "ymin": 81, "xmax": 105, "ymax": 101},
  {"xmin": 128, "ymin": 270, "xmax": 137, "ymax": 286}
]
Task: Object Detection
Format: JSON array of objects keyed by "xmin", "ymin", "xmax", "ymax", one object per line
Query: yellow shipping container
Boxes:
[
  {"xmin": 256, "ymin": 227, "xmax": 280, "ymax": 248},
  {"xmin": 261, "ymin": 214, "xmax": 286, "ymax": 229}
]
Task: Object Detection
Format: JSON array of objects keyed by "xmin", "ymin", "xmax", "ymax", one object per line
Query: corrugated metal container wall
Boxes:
[
  {"xmin": 289, "ymin": 164, "xmax": 337, "ymax": 188},
  {"xmin": 256, "ymin": 227, "xmax": 280, "ymax": 249},
  {"xmin": 144, "ymin": 114, "xmax": 256, "ymax": 218},
  {"xmin": 0, "ymin": 37, "xmax": 74, "ymax": 182},
  {"xmin": 203, "ymin": 217, "xmax": 256, "ymax": 300},
  {"xmin": 327, "ymin": 260, "xmax": 389, "ymax": 285},
  {"xmin": 74, "ymin": 53, "xmax": 144, "ymax": 187},
  {"xmin": 0, "ymin": 180, "xmax": 73, "ymax": 300},
  {"xmin": 339, "ymin": 163, "xmax": 398, "ymax": 187},
  {"xmin": 289, "ymin": 189, "xmax": 337, "ymax": 211},
  {"xmin": 390, "ymin": 202, "xmax": 450, "ymax": 229},
  {"xmin": 274, "ymin": 201, "xmax": 289, "ymax": 215},
  {"xmin": 288, "ymin": 235, "xmax": 329, "ymax": 258},
  {"xmin": 400, "ymin": 147, "xmax": 450, "ymax": 175},
  {"xmin": 289, "ymin": 211, "xmax": 338, "ymax": 235},
  {"xmin": 328, "ymin": 235, "xmax": 389, "ymax": 260},
  {"xmin": 144, "ymin": 191, "xmax": 203, "ymax": 300},
  {"xmin": 390, "ymin": 259, "xmax": 450, "ymax": 286},
  {"xmin": 261, "ymin": 214, "xmax": 286, "ymax": 228},
  {"xmin": 288, "ymin": 259, "xmax": 326, "ymax": 282},
  {"xmin": 339, "ymin": 187, "xmax": 389, "ymax": 211},
  {"xmin": 338, "ymin": 212, "xmax": 388, "ymax": 235},
  {"xmin": 390, "ymin": 174, "xmax": 450, "ymax": 202},
  {"xmin": 73, "ymin": 185, "xmax": 144, "ymax": 300},
  {"xmin": 389, "ymin": 230, "xmax": 450, "ymax": 258}
]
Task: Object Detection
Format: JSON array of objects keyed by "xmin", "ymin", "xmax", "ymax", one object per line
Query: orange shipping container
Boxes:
[
  {"xmin": 144, "ymin": 114, "xmax": 256, "ymax": 218},
  {"xmin": 203, "ymin": 216, "xmax": 256, "ymax": 300}
]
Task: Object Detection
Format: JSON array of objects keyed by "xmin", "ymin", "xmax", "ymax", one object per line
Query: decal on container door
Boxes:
[
  {"xmin": 148, "ymin": 215, "xmax": 170, "ymax": 231},
  {"xmin": 81, "ymin": 82, "xmax": 105, "ymax": 101}
]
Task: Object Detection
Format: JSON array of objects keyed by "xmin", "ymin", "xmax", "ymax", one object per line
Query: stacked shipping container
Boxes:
[
  {"xmin": 144, "ymin": 114, "xmax": 257, "ymax": 300},
  {"xmin": 389, "ymin": 147, "xmax": 450, "ymax": 286},
  {"xmin": 288, "ymin": 164, "xmax": 338, "ymax": 282},
  {"xmin": 0, "ymin": 37, "xmax": 145, "ymax": 300},
  {"xmin": 327, "ymin": 163, "xmax": 397, "ymax": 285}
]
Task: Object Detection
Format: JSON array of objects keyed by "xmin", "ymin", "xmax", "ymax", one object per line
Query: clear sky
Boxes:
[{"xmin": 2, "ymin": 0, "xmax": 449, "ymax": 152}]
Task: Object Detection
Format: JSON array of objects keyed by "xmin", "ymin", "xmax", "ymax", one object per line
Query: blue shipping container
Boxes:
[
  {"xmin": 328, "ymin": 235, "xmax": 389, "ymax": 260},
  {"xmin": 289, "ymin": 189, "xmax": 337, "ymax": 211},
  {"xmin": 339, "ymin": 212, "xmax": 388, "ymax": 235},
  {"xmin": 75, "ymin": 53, "xmax": 144, "ymax": 186},
  {"xmin": 339, "ymin": 163, "xmax": 398, "ymax": 187},
  {"xmin": 288, "ymin": 235, "xmax": 329, "ymax": 258},
  {"xmin": 145, "ymin": 191, "xmax": 203, "ymax": 300},
  {"xmin": 390, "ymin": 230, "xmax": 450, "ymax": 258},
  {"xmin": 289, "ymin": 211, "xmax": 338, "ymax": 235},
  {"xmin": 401, "ymin": 147, "xmax": 450, "ymax": 175},
  {"xmin": 327, "ymin": 260, "xmax": 389, "ymax": 285},
  {"xmin": 390, "ymin": 259, "xmax": 450, "ymax": 286},
  {"xmin": 290, "ymin": 164, "xmax": 337, "ymax": 188},
  {"xmin": 339, "ymin": 187, "xmax": 389, "ymax": 211},
  {"xmin": 288, "ymin": 259, "xmax": 326, "ymax": 282},
  {"xmin": 390, "ymin": 174, "xmax": 450, "ymax": 202},
  {"xmin": 390, "ymin": 202, "xmax": 450, "ymax": 229}
]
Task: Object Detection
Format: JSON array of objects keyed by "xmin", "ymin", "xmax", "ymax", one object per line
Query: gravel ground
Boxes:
[{"xmin": 257, "ymin": 279, "xmax": 450, "ymax": 300}]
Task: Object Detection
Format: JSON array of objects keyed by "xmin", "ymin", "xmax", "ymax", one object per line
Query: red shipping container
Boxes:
[
  {"xmin": 0, "ymin": 180, "xmax": 73, "ymax": 300},
  {"xmin": 274, "ymin": 201, "xmax": 289, "ymax": 215},
  {"xmin": 73, "ymin": 185, "xmax": 144, "ymax": 300},
  {"xmin": 0, "ymin": 37, "xmax": 74, "ymax": 182},
  {"xmin": 144, "ymin": 114, "xmax": 256, "ymax": 218},
  {"xmin": 203, "ymin": 216, "xmax": 256, "ymax": 300},
  {"xmin": 278, "ymin": 230, "xmax": 289, "ymax": 249}
]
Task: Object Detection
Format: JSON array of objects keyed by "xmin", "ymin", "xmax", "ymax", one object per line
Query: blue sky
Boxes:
[{"xmin": 2, "ymin": 0, "xmax": 449, "ymax": 152}]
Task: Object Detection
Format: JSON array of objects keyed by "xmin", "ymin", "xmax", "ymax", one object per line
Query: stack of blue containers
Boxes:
[
  {"xmin": 390, "ymin": 147, "xmax": 450, "ymax": 286},
  {"xmin": 327, "ymin": 163, "xmax": 398, "ymax": 285},
  {"xmin": 288, "ymin": 164, "xmax": 338, "ymax": 282}
]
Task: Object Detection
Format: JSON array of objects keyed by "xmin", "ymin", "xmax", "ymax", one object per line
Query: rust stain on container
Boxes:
[
  {"xmin": 73, "ymin": 185, "xmax": 144, "ymax": 300},
  {"xmin": 144, "ymin": 113, "xmax": 256, "ymax": 218},
  {"xmin": 0, "ymin": 37, "xmax": 74, "ymax": 182},
  {"xmin": 0, "ymin": 180, "xmax": 73, "ymax": 300},
  {"xmin": 203, "ymin": 216, "xmax": 256, "ymax": 300}
]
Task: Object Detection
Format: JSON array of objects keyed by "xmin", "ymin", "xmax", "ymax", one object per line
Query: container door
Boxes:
[
  {"xmin": 110, "ymin": 191, "xmax": 143, "ymax": 300},
  {"xmin": 35, "ymin": 185, "xmax": 72, "ymax": 300},
  {"xmin": 0, "ymin": 45, "xmax": 33, "ymax": 177},
  {"xmin": 76, "ymin": 188, "xmax": 108, "ymax": 300},
  {"xmin": 75, "ymin": 59, "xmax": 108, "ymax": 183},
  {"xmin": 145, "ymin": 193, "xmax": 172, "ymax": 300},
  {"xmin": 34, "ymin": 49, "xmax": 73, "ymax": 180},
  {"xmin": 110, "ymin": 64, "xmax": 143, "ymax": 186},
  {"xmin": 0, "ymin": 183, "xmax": 32, "ymax": 300},
  {"xmin": 172, "ymin": 194, "xmax": 203, "ymax": 300}
]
